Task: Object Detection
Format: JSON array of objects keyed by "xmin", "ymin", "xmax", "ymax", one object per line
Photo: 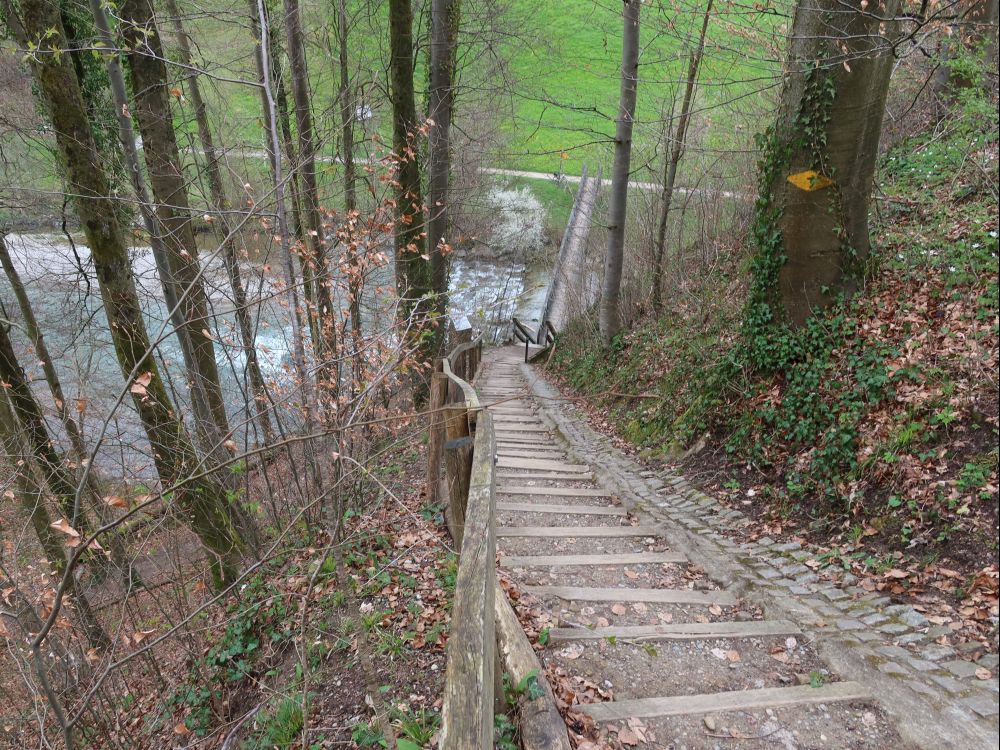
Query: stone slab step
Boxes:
[
  {"xmin": 580, "ymin": 682, "xmax": 871, "ymax": 722},
  {"xmin": 527, "ymin": 585, "xmax": 736, "ymax": 606},
  {"xmin": 499, "ymin": 486, "xmax": 612, "ymax": 498},
  {"xmin": 496, "ymin": 502, "xmax": 625, "ymax": 515},
  {"xmin": 502, "ymin": 552, "xmax": 685, "ymax": 567},
  {"xmin": 497, "ymin": 472, "xmax": 594, "ymax": 481},
  {"xmin": 497, "ymin": 457, "xmax": 590, "ymax": 473},
  {"xmin": 497, "ymin": 526, "xmax": 655, "ymax": 538},
  {"xmin": 548, "ymin": 619, "xmax": 801, "ymax": 642}
]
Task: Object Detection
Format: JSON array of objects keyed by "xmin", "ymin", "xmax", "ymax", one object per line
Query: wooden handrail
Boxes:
[{"xmin": 426, "ymin": 330, "xmax": 497, "ymax": 748}]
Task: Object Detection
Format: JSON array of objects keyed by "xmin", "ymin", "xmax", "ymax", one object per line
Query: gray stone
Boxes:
[
  {"xmin": 903, "ymin": 657, "xmax": 940, "ymax": 672},
  {"xmin": 793, "ymin": 572, "xmax": 819, "ymax": 585},
  {"xmin": 788, "ymin": 585, "xmax": 811, "ymax": 595},
  {"xmin": 878, "ymin": 646, "xmax": 911, "ymax": 660},
  {"xmin": 878, "ymin": 623, "xmax": 911, "ymax": 636},
  {"xmin": 779, "ymin": 564, "xmax": 809, "ymax": 577},
  {"xmin": 756, "ymin": 537, "xmax": 775, "ymax": 547},
  {"xmin": 821, "ymin": 588, "xmax": 851, "ymax": 602},
  {"xmin": 929, "ymin": 674, "xmax": 967, "ymax": 694},
  {"xmin": 854, "ymin": 631, "xmax": 880, "ymax": 642},
  {"xmin": 772, "ymin": 542, "xmax": 802, "ymax": 553},
  {"xmin": 978, "ymin": 654, "xmax": 999, "ymax": 670},
  {"xmin": 905, "ymin": 679, "xmax": 939, "ymax": 698},
  {"xmin": 922, "ymin": 644, "xmax": 957, "ymax": 662},
  {"xmin": 942, "ymin": 659, "xmax": 983, "ymax": 679},
  {"xmin": 862, "ymin": 613, "xmax": 889, "ymax": 626},
  {"xmin": 962, "ymin": 694, "xmax": 999, "ymax": 717},
  {"xmin": 895, "ymin": 633, "xmax": 927, "ymax": 646},
  {"xmin": 789, "ymin": 550, "xmax": 812, "ymax": 561},
  {"xmin": 836, "ymin": 619, "xmax": 864, "ymax": 631},
  {"xmin": 878, "ymin": 661, "xmax": 909, "ymax": 677}
]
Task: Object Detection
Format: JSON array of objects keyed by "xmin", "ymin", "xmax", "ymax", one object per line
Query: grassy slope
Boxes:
[{"xmin": 548, "ymin": 117, "xmax": 999, "ymax": 614}]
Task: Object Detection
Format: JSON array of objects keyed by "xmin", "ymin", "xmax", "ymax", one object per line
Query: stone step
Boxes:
[
  {"xmin": 496, "ymin": 502, "xmax": 625, "ymax": 515},
  {"xmin": 526, "ymin": 585, "xmax": 736, "ymax": 606},
  {"xmin": 497, "ymin": 472, "xmax": 594, "ymax": 481},
  {"xmin": 499, "ymin": 486, "xmax": 613, "ymax": 498},
  {"xmin": 497, "ymin": 457, "xmax": 590, "ymax": 473},
  {"xmin": 580, "ymin": 682, "xmax": 872, "ymax": 722},
  {"xmin": 548, "ymin": 619, "xmax": 801, "ymax": 642},
  {"xmin": 497, "ymin": 526, "xmax": 655, "ymax": 538},
  {"xmin": 502, "ymin": 552, "xmax": 685, "ymax": 567}
]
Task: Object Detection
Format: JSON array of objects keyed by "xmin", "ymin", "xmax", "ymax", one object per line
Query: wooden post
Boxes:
[
  {"xmin": 444, "ymin": 435, "xmax": 473, "ymax": 549},
  {"xmin": 426, "ymin": 365, "xmax": 448, "ymax": 506}
]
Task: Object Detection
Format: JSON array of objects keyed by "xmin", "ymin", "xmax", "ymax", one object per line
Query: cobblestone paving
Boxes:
[{"xmin": 504, "ymin": 349, "xmax": 999, "ymax": 750}]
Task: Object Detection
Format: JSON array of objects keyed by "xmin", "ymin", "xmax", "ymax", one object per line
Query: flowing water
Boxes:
[{"xmin": 0, "ymin": 187, "xmax": 549, "ymax": 474}]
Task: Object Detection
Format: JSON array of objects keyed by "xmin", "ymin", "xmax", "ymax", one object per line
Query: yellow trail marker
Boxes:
[{"xmin": 787, "ymin": 169, "xmax": 833, "ymax": 191}]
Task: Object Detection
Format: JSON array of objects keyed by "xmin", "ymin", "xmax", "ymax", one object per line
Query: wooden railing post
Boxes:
[
  {"xmin": 444, "ymin": 403, "xmax": 473, "ymax": 550},
  {"xmin": 426, "ymin": 363, "xmax": 448, "ymax": 506}
]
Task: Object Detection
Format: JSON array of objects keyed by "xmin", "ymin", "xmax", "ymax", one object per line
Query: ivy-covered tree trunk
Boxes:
[
  {"xmin": 751, "ymin": 0, "xmax": 899, "ymax": 331},
  {"xmin": 599, "ymin": 0, "xmax": 640, "ymax": 344},
  {"xmin": 11, "ymin": 0, "xmax": 244, "ymax": 588}
]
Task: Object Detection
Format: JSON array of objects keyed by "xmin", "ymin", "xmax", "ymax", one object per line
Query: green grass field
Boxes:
[{"xmin": 2, "ymin": 0, "xmax": 786, "ymax": 228}]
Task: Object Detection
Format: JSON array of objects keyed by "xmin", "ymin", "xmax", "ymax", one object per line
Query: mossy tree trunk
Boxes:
[
  {"xmin": 389, "ymin": 0, "xmax": 431, "ymax": 317},
  {"xmin": 118, "ymin": 0, "xmax": 234, "ymax": 459},
  {"xmin": 752, "ymin": 0, "xmax": 899, "ymax": 331},
  {"xmin": 11, "ymin": 0, "xmax": 244, "ymax": 588}
]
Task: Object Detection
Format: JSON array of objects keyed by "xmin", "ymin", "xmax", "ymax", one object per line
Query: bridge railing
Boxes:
[{"xmin": 427, "ymin": 333, "xmax": 498, "ymax": 748}]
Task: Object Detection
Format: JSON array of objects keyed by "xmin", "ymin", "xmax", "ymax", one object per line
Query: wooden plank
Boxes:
[
  {"xmin": 425, "ymin": 369, "xmax": 448, "ymax": 505},
  {"xmin": 496, "ymin": 502, "xmax": 625, "ymax": 515},
  {"xmin": 502, "ymin": 552, "xmax": 685, "ymax": 567},
  {"xmin": 580, "ymin": 682, "xmax": 872, "ymax": 722},
  {"xmin": 494, "ymin": 425, "xmax": 550, "ymax": 433},
  {"xmin": 497, "ymin": 450, "xmax": 565, "ymax": 459},
  {"xmin": 497, "ymin": 457, "xmax": 589, "ymax": 473},
  {"xmin": 440, "ymin": 412, "xmax": 496, "ymax": 749},
  {"xmin": 499, "ymin": 486, "xmax": 612, "ymax": 498},
  {"xmin": 494, "ymin": 581, "xmax": 572, "ymax": 750},
  {"xmin": 525, "ymin": 586, "xmax": 737, "ymax": 606},
  {"xmin": 548, "ymin": 619, "xmax": 801, "ymax": 642},
  {"xmin": 496, "ymin": 526, "xmax": 656, "ymax": 538}
]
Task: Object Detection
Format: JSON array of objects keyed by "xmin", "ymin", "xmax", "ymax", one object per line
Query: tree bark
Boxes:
[
  {"xmin": 651, "ymin": 0, "xmax": 712, "ymax": 313},
  {"xmin": 765, "ymin": 0, "xmax": 899, "ymax": 327},
  {"xmin": 118, "ymin": 0, "xmax": 234, "ymax": 459},
  {"xmin": 599, "ymin": 0, "xmax": 641, "ymax": 344},
  {"xmin": 283, "ymin": 0, "xmax": 339, "ymax": 408},
  {"xmin": 389, "ymin": 0, "xmax": 430, "ymax": 311},
  {"xmin": 160, "ymin": 0, "xmax": 275, "ymax": 444},
  {"xmin": 427, "ymin": 0, "xmax": 460, "ymax": 337},
  {"xmin": 12, "ymin": 0, "xmax": 244, "ymax": 588}
]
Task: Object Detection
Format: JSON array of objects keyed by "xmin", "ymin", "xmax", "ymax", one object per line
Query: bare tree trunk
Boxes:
[
  {"xmin": 160, "ymin": 0, "xmax": 275, "ymax": 444},
  {"xmin": 118, "ymin": 0, "xmax": 234, "ymax": 458},
  {"xmin": 12, "ymin": 0, "xmax": 245, "ymax": 588},
  {"xmin": 252, "ymin": 0, "xmax": 315, "ymax": 438},
  {"xmin": 758, "ymin": 0, "xmax": 899, "ymax": 329},
  {"xmin": 389, "ymin": 0, "xmax": 430, "ymax": 310},
  {"xmin": 283, "ymin": 0, "xmax": 339, "ymax": 408},
  {"xmin": 599, "ymin": 0, "xmax": 641, "ymax": 344},
  {"xmin": 651, "ymin": 0, "xmax": 712, "ymax": 313},
  {"xmin": 427, "ymin": 0, "xmax": 460, "ymax": 338}
]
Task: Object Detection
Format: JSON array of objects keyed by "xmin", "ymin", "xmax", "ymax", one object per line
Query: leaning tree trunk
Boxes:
[
  {"xmin": 12, "ymin": 0, "xmax": 244, "ymax": 588},
  {"xmin": 427, "ymin": 0, "xmax": 460, "ymax": 344},
  {"xmin": 388, "ymin": 0, "xmax": 430, "ymax": 314},
  {"xmin": 751, "ymin": 0, "xmax": 899, "ymax": 331},
  {"xmin": 160, "ymin": 0, "xmax": 275, "ymax": 444},
  {"xmin": 599, "ymin": 0, "xmax": 641, "ymax": 345},
  {"xmin": 651, "ymin": 0, "xmax": 712, "ymax": 313},
  {"xmin": 118, "ymin": 0, "xmax": 235, "ymax": 467}
]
